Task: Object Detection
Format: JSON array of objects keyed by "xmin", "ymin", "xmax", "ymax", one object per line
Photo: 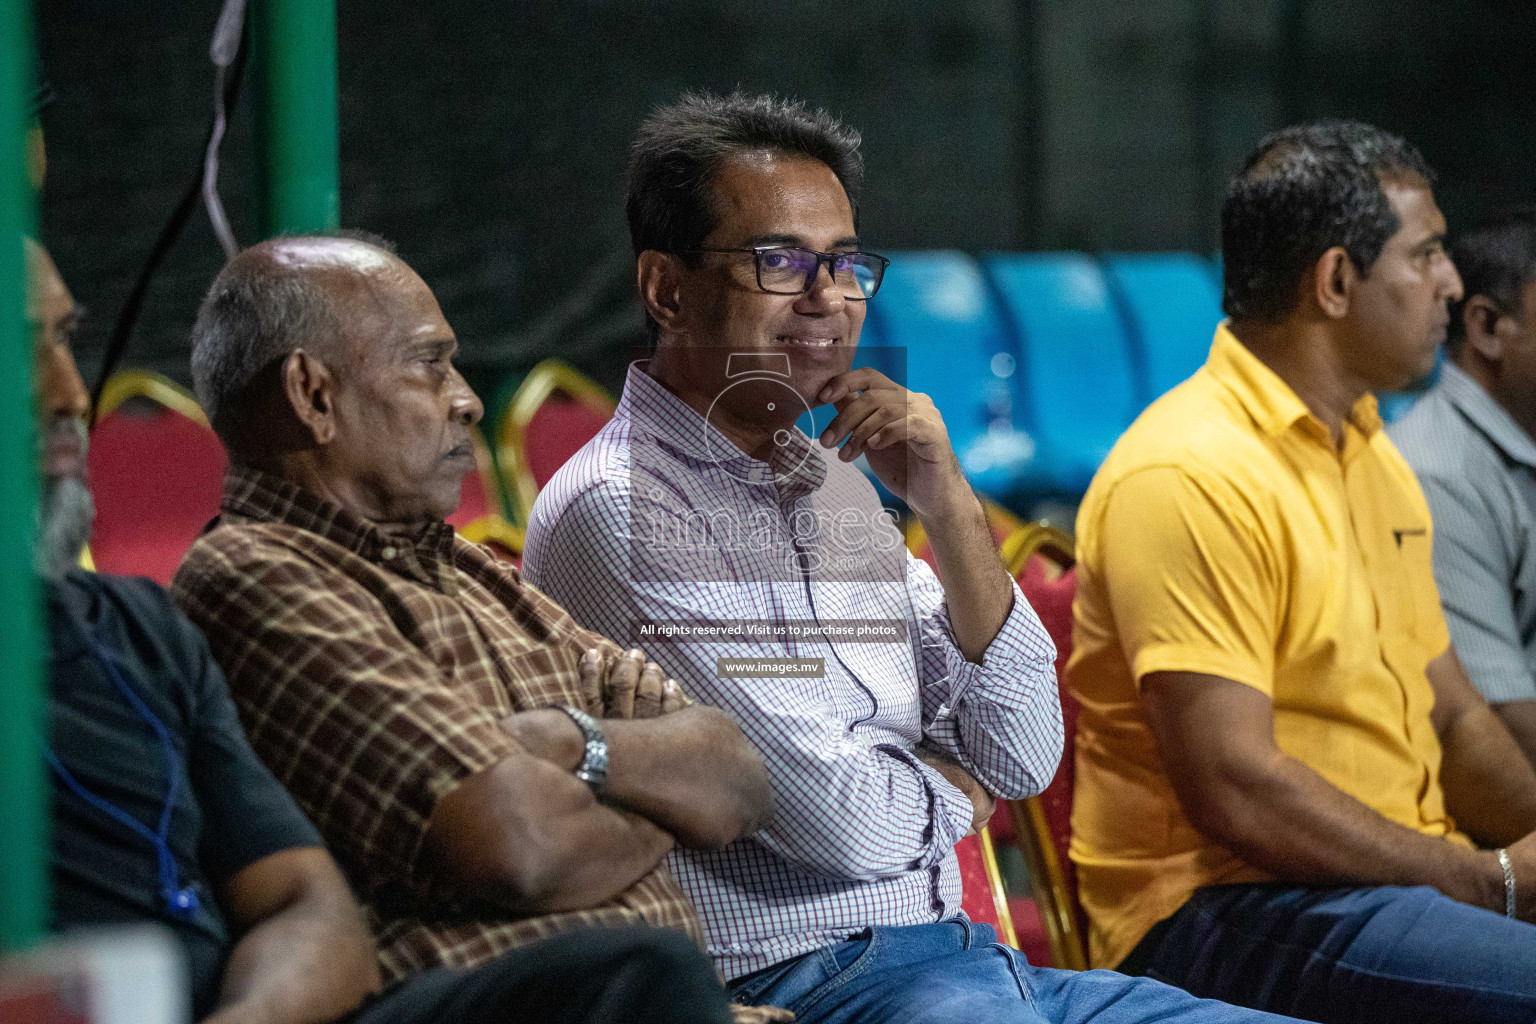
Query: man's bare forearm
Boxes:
[
  {"xmin": 918, "ymin": 490, "xmax": 1014, "ymax": 662},
  {"xmin": 204, "ymin": 852, "xmax": 378, "ymax": 1024},
  {"xmin": 502, "ymin": 705, "xmax": 774, "ymax": 849},
  {"xmin": 1491, "ymin": 700, "xmax": 1536, "ymax": 781},
  {"xmin": 915, "ymin": 744, "xmax": 994, "ymax": 834},
  {"xmin": 518, "ymin": 804, "xmax": 679, "ymax": 912},
  {"xmin": 1439, "ymin": 701, "xmax": 1536, "ymax": 847},
  {"xmin": 424, "ymin": 753, "xmax": 676, "ymax": 914},
  {"xmin": 605, "ymin": 707, "xmax": 774, "ymax": 847},
  {"xmin": 1194, "ymin": 743, "xmax": 1506, "ymax": 911}
]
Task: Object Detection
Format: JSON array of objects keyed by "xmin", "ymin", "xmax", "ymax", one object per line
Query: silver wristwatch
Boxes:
[{"xmin": 559, "ymin": 706, "xmax": 609, "ymax": 794}]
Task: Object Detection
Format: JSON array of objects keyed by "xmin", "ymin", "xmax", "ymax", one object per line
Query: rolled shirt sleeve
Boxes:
[{"xmin": 910, "ymin": 553, "xmax": 1062, "ymax": 799}]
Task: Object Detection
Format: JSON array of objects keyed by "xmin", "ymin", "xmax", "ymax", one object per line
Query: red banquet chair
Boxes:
[
  {"xmin": 87, "ymin": 371, "xmax": 227, "ymax": 586},
  {"xmin": 1004, "ymin": 524, "xmax": 1089, "ymax": 970},
  {"xmin": 495, "ymin": 359, "xmax": 616, "ymax": 525}
]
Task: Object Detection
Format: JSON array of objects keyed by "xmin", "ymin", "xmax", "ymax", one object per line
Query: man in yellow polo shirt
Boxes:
[{"xmin": 1070, "ymin": 121, "xmax": 1536, "ymax": 1023}]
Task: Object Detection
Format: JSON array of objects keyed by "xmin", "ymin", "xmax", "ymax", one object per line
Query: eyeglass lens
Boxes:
[{"xmin": 757, "ymin": 248, "xmax": 884, "ymax": 299}]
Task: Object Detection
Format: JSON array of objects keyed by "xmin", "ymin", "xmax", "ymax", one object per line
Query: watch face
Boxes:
[{"xmin": 562, "ymin": 707, "xmax": 608, "ymax": 789}]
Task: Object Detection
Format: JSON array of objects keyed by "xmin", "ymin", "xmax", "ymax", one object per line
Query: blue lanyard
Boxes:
[{"xmin": 47, "ymin": 640, "xmax": 201, "ymax": 921}]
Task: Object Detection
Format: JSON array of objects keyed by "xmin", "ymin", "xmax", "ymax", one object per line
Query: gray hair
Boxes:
[
  {"xmin": 35, "ymin": 419, "xmax": 94, "ymax": 582},
  {"xmin": 189, "ymin": 230, "xmax": 396, "ymax": 428}
]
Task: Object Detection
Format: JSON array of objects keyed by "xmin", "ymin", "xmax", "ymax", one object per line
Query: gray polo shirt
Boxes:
[{"xmin": 1390, "ymin": 361, "xmax": 1536, "ymax": 704}]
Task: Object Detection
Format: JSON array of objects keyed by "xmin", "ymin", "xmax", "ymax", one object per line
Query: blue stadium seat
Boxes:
[
  {"xmin": 983, "ymin": 253, "xmax": 1139, "ymax": 496},
  {"xmin": 1102, "ymin": 252, "xmax": 1225, "ymax": 405},
  {"xmin": 862, "ymin": 251, "xmax": 1040, "ymax": 498}
]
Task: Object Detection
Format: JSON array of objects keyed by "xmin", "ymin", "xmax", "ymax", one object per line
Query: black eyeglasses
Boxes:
[{"xmin": 684, "ymin": 246, "xmax": 890, "ymax": 300}]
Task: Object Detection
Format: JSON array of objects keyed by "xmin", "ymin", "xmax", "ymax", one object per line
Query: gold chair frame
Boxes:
[
  {"xmin": 495, "ymin": 359, "xmax": 616, "ymax": 526},
  {"xmin": 457, "ymin": 514, "xmax": 526, "ymax": 558},
  {"xmin": 96, "ymin": 368, "xmax": 209, "ymax": 426},
  {"xmin": 977, "ymin": 826, "xmax": 1020, "ymax": 949},
  {"xmin": 1003, "ymin": 522, "xmax": 1087, "ymax": 970},
  {"xmin": 466, "ymin": 423, "xmax": 513, "ymax": 518},
  {"xmin": 1003, "ymin": 521, "xmax": 1073, "ymax": 580}
]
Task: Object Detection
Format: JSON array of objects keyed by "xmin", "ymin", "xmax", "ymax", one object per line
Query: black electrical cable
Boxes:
[{"xmin": 87, "ymin": 31, "xmax": 248, "ymax": 429}]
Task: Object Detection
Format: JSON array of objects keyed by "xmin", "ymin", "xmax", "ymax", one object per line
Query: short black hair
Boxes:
[
  {"xmin": 1446, "ymin": 206, "xmax": 1536, "ymax": 356},
  {"xmin": 626, "ymin": 91, "xmax": 864, "ymax": 336},
  {"xmin": 1221, "ymin": 121, "xmax": 1435, "ymax": 322}
]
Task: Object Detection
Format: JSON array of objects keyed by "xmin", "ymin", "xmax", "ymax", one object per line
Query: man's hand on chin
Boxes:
[{"xmin": 815, "ymin": 368, "xmax": 972, "ymax": 521}]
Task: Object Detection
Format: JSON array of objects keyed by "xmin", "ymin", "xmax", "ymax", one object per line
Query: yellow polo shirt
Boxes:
[{"xmin": 1068, "ymin": 324, "xmax": 1469, "ymax": 969}]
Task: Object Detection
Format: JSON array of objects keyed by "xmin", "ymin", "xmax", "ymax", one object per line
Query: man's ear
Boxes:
[
  {"xmin": 637, "ymin": 250, "xmax": 686, "ymax": 337},
  {"xmin": 281, "ymin": 349, "xmax": 338, "ymax": 445},
  {"xmin": 1462, "ymin": 294, "xmax": 1506, "ymax": 362},
  {"xmin": 1312, "ymin": 246, "xmax": 1355, "ymax": 320}
]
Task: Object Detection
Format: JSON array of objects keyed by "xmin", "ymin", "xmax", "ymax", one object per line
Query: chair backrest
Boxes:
[
  {"xmin": 983, "ymin": 253, "xmax": 1138, "ymax": 497},
  {"xmin": 1005, "ymin": 524, "xmax": 1088, "ymax": 969},
  {"xmin": 88, "ymin": 371, "xmax": 226, "ymax": 586},
  {"xmin": 866, "ymin": 252, "xmax": 1041, "ymax": 499},
  {"xmin": 955, "ymin": 827, "xmax": 1019, "ymax": 948},
  {"xmin": 1101, "ymin": 252, "xmax": 1223, "ymax": 406},
  {"xmin": 496, "ymin": 359, "xmax": 616, "ymax": 524}
]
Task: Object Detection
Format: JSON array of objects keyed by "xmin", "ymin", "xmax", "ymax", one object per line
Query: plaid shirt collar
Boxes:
[
  {"xmin": 618, "ymin": 359, "xmax": 829, "ymax": 502},
  {"xmin": 219, "ymin": 465, "xmax": 460, "ymax": 594}
]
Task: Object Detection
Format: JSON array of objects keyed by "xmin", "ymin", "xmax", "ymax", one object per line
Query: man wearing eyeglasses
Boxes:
[{"xmin": 522, "ymin": 91, "xmax": 1288, "ymax": 1024}]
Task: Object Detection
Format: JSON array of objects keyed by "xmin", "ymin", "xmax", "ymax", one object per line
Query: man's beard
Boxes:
[{"xmin": 35, "ymin": 420, "xmax": 95, "ymax": 582}]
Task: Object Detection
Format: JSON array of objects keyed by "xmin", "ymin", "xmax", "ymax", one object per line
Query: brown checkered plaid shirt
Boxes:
[{"xmin": 171, "ymin": 466, "xmax": 704, "ymax": 982}]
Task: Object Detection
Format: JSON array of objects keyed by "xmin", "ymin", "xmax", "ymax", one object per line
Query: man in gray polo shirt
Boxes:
[{"xmin": 1391, "ymin": 206, "xmax": 1536, "ymax": 771}]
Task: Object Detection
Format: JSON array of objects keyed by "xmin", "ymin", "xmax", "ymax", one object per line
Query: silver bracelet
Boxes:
[{"xmin": 1497, "ymin": 848, "xmax": 1516, "ymax": 919}]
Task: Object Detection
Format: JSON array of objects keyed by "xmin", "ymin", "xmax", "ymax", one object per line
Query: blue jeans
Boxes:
[
  {"xmin": 1118, "ymin": 883, "xmax": 1536, "ymax": 1023},
  {"xmin": 728, "ymin": 918, "xmax": 1291, "ymax": 1023}
]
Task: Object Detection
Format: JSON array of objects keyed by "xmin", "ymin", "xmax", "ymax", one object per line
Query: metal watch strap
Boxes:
[
  {"xmin": 1497, "ymin": 848, "xmax": 1516, "ymax": 919},
  {"xmin": 559, "ymin": 706, "xmax": 609, "ymax": 794}
]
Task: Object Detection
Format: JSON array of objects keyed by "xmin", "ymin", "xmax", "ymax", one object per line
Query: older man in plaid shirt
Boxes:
[
  {"xmin": 172, "ymin": 233, "xmax": 788, "ymax": 1024},
  {"xmin": 523, "ymin": 92, "xmax": 1292, "ymax": 1024}
]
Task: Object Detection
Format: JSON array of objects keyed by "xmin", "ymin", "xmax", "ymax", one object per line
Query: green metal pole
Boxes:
[
  {"xmin": 0, "ymin": 0, "xmax": 46, "ymax": 953},
  {"xmin": 252, "ymin": 0, "xmax": 339, "ymax": 236}
]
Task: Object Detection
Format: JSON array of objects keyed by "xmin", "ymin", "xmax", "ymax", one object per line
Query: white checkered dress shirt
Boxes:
[{"xmin": 523, "ymin": 362, "xmax": 1062, "ymax": 979}]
